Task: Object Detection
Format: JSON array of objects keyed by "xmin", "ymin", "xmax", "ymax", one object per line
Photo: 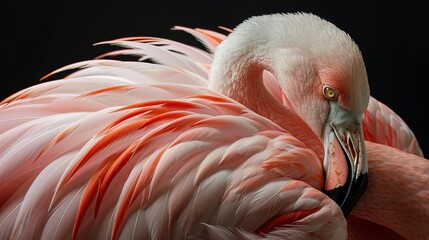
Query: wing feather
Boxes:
[{"xmin": 363, "ymin": 97, "xmax": 423, "ymax": 156}]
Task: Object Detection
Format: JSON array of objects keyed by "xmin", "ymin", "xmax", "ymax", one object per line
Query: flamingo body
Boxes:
[
  {"xmin": 0, "ymin": 85, "xmax": 344, "ymax": 239},
  {"xmin": 0, "ymin": 71, "xmax": 346, "ymax": 240}
]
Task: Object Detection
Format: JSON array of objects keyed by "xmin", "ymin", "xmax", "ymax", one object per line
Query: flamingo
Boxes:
[{"xmin": 0, "ymin": 12, "xmax": 425, "ymax": 239}]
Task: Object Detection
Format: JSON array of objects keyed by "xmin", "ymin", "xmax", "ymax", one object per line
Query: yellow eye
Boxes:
[{"xmin": 323, "ymin": 85, "xmax": 338, "ymax": 100}]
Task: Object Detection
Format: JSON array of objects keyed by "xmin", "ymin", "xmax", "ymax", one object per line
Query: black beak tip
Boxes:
[{"xmin": 325, "ymin": 172, "xmax": 368, "ymax": 218}]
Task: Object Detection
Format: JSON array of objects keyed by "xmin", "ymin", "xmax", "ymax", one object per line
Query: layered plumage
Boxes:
[
  {"xmin": 0, "ymin": 13, "xmax": 424, "ymax": 240},
  {"xmin": 348, "ymin": 143, "xmax": 428, "ymax": 240}
]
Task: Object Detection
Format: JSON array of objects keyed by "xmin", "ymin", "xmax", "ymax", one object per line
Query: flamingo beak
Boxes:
[{"xmin": 322, "ymin": 103, "xmax": 368, "ymax": 217}]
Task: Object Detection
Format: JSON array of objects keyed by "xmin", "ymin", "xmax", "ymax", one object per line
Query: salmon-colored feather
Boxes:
[
  {"xmin": 34, "ymin": 125, "xmax": 78, "ymax": 162},
  {"xmin": 72, "ymin": 153, "xmax": 118, "ymax": 239},
  {"xmin": 255, "ymin": 208, "xmax": 319, "ymax": 234},
  {"xmin": 172, "ymin": 26, "xmax": 224, "ymax": 53},
  {"xmin": 78, "ymin": 85, "xmax": 135, "ymax": 98},
  {"xmin": 194, "ymin": 28, "xmax": 227, "ymax": 44},
  {"xmin": 64, "ymin": 120, "xmax": 147, "ymax": 183},
  {"xmin": 0, "ymin": 89, "xmax": 32, "ymax": 105},
  {"xmin": 111, "ymin": 146, "xmax": 168, "ymax": 240}
]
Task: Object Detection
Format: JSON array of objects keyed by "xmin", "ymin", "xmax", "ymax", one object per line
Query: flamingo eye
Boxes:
[{"xmin": 323, "ymin": 85, "xmax": 338, "ymax": 100}]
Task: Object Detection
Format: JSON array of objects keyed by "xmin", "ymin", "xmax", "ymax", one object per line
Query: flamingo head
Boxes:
[
  {"xmin": 210, "ymin": 13, "xmax": 370, "ymax": 217},
  {"xmin": 268, "ymin": 13, "xmax": 370, "ymax": 217}
]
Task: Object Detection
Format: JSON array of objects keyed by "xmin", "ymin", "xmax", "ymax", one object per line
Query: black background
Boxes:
[{"xmin": 2, "ymin": 1, "xmax": 428, "ymax": 157}]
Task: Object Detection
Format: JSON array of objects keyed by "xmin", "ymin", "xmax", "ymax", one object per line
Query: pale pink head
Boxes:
[{"xmin": 209, "ymin": 13, "xmax": 370, "ymax": 216}]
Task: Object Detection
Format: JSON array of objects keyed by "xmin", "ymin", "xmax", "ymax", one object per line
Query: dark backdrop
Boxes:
[{"xmin": 3, "ymin": 1, "xmax": 428, "ymax": 156}]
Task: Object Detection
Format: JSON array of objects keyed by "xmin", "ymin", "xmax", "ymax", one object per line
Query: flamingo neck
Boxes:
[
  {"xmin": 209, "ymin": 55, "xmax": 324, "ymax": 160},
  {"xmin": 352, "ymin": 142, "xmax": 429, "ymax": 239}
]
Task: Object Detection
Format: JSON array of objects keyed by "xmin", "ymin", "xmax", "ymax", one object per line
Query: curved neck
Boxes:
[
  {"xmin": 208, "ymin": 43, "xmax": 323, "ymax": 160},
  {"xmin": 352, "ymin": 142, "xmax": 429, "ymax": 239}
]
